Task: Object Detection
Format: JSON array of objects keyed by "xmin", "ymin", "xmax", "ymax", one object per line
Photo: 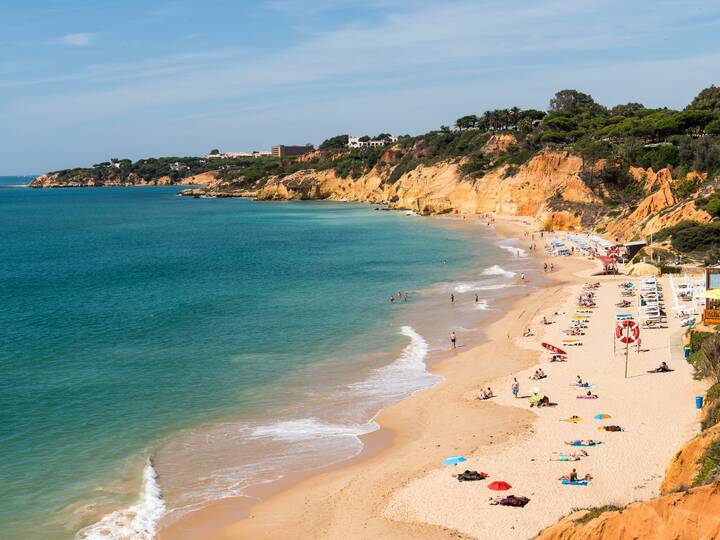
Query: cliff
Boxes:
[
  {"xmin": 534, "ymin": 482, "xmax": 720, "ymax": 540},
  {"xmin": 181, "ymin": 150, "xmax": 604, "ymax": 230}
]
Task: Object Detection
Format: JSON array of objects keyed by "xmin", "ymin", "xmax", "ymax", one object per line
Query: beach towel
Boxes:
[
  {"xmin": 568, "ymin": 441, "xmax": 600, "ymax": 447},
  {"xmin": 561, "ymin": 479, "xmax": 590, "ymax": 486},
  {"xmin": 491, "ymin": 495, "xmax": 530, "ymax": 507},
  {"xmin": 456, "ymin": 470, "xmax": 488, "ymax": 482},
  {"xmin": 577, "ymin": 395, "xmax": 598, "ymax": 399},
  {"xmin": 562, "ymin": 417, "xmax": 582, "ymax": 423}
]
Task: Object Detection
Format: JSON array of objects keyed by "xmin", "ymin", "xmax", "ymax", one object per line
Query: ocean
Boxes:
[{"xmin": 0, "ymin": 178, "xmax": 532, "ymax": 539}]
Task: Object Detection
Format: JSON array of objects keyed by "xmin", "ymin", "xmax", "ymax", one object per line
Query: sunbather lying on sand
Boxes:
[
  {"xmin": 550, "ymin": 354, "xmax": 567, "ymax": 362},
  {"xmin": 490, "ymin": 495, "xmax": 530, "ymax": 507},
  {"xmin": 577, "ymin": 390, "xmax": 598, "ymax": 399},
  {"xmin": 551, "ymin": 450, "xmax": 588, "ymax": 462},
  {"xmin": 454, "ymin": 470, "xmax": 488, "ymax": 482},
  {"xmin": 522, "ymin": 328, "xmax": 534, "ymax": 337},
  {"xmin": 601, "ymin": 425, "xmax": 624, "ymax": 432},
  {"xmin": 530, "ymin": 369, "xmax": 546, "ymax": 380},
  {"xmin": 565, "ymin": 440, "xmax": 602, "ymax": 446}
]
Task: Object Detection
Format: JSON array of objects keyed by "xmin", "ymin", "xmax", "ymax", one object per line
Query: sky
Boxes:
[{"xmin": 1, "ymin": 0, "xmax": 720, "ymax": 175}]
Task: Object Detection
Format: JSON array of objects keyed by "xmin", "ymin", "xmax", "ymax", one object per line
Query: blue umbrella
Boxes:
[
  {"xmin": 443, "ymin": 456, "xmax": 467, "ymax": 466},
  {"xmin": 594, "ymin": 413, "xmax": 611, "ymax": 420}
]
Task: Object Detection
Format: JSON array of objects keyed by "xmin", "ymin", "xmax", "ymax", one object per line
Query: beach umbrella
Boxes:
[
  {"xmin": 443, "ymin": 456, "xmax": 466, "ymax": 466},
  {"xmin": 488, "ymin": 481, "xmax": 512, "ymax": 491},
  {"xmin": 541, "ymin": 342, "xmax": 567, "ymax": 355},
  {"xmin": 594, "ymin": 414, "xmax": 611, "ymax": 420},
  {"xmin": 698, "ymin": 289, "xmax": 720, "ymax": 300}
]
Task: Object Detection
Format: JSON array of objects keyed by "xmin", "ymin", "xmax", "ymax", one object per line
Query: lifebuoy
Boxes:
[{"xmin": 616, "ymin": 319, "xmax": 639, "ymax": 343}]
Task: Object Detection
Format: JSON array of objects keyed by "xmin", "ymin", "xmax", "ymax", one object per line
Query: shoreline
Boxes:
[
  {"xmin": 157, "ymin": 216, "xmax": 570, "ymax": 539},
  {"xmin": 159, "ymin": 216, "xmax": 705, "ymax": 539}
]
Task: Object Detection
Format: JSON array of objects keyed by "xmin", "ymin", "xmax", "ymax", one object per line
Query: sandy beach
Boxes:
[{"xmin": 159, "ymin": 218, "xmax": 705, "ymax": 540}]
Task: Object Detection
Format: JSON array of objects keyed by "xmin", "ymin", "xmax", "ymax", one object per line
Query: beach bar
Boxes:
[{"xmin": 703, "ymin": 267, "xmax": 720, "ymax": 325}]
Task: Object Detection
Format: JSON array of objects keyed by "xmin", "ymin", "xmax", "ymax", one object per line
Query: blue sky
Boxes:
[{"xmin": 1, "ymin": 0, "xmax": 720, "ymax": 174}]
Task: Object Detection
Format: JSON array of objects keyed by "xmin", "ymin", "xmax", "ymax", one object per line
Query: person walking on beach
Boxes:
[
  {"xmin": 450, "ymin": 331, "xmax": 457, "ymax": 349},
  {"xmin": 475, "ymin": 293, "xmax": 479, "ymax": 303},
  {"xmin": 450, "ymin": 293, "xmax": 455, "ymax": 303},
  {"xmin": 511, "ymin": 378, "xmax": 519, "ymax": 399},
  {"xmin": 550, "ymin": 263, "xmax": 554, "ymax": 272},
  {"xmin": 544, "ymin": 262, "xmax": 548, "ymax": 272},
  {"xmin": 520, "ymin": 272, "xmax": 526, "ymax": 282}
]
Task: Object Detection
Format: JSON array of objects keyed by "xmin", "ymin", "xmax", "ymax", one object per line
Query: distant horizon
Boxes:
[{"xmin": 2, "ymin": 1, "xmax": 720, "ymax": 175}]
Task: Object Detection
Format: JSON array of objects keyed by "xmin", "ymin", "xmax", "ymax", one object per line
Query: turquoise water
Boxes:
[{"xmin": 0, "ymin": 181, "xmax": 526, "ymax": 539}]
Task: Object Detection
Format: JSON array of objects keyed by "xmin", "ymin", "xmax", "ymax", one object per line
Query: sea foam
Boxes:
[
  {"xmin": 75, "ymin": 461, "xmax": 165, "ymax": 540},
  {"xmin": 481, "ymin": 264, "xmax": 516, "ymax": 278},
  {"xmin": 498, "ymin": 244, "xmax": 528, "ymax": 257}
]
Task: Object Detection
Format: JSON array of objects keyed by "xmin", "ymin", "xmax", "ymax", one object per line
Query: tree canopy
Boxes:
[{"xmin": 688, "ymin": 85, "xmax": 720, "ymax": 112}]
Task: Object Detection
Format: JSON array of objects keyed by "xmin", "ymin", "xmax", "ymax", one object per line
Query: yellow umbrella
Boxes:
[{"xmin": 699, "ymin": 289, "xmax": 720, "ymax": 300}]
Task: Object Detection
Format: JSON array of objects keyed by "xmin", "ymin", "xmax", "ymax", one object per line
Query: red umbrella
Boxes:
[
  {"xmin": 488, "ymin": 481, "xmax": 512, "ymax": 491},
  {"xmin": 541, "ymin": 342, "xmax": 567, "ymax": 355}
]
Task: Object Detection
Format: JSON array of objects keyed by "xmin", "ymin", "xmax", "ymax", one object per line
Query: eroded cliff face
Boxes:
[
  {"xmin": 534, "ymin": 482, "xmax": 720, "ymax": 540},
  {"xmin": 602, "ymin": 167, "xmax": 711, "ymax": 241},
  {"xmin": 31, "ymin": 171, "xmax": 175, "ymax": 188},
  {"xmin": 186, "ymin": 150, "xmax": 604, "ymax": 229}
]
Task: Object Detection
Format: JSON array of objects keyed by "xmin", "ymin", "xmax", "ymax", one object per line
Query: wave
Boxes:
[
  {"xmin": 348, "ymin": 326, "xmax": 439, "ymax": 399},
  {"xmin": 454, "ymin": 282, "xmax": 511, "ymax": 293},
  {"xmin": 76, "ymin": 461, "xmax": 165, "ymax": 540},
  {"xmin": 475, "ymin": 299, "xmax": 491, "ymax": 310},
  {"xmin": 250, "ymin": 418, "xmax": 376, "ymax": 442},
  {"xmin": 481, "ymin": 264, "xmax": 516, "ymax": 278},
  {"xmin": 498, "ymin": 244, "xmax": 528, "ymax": 258}
]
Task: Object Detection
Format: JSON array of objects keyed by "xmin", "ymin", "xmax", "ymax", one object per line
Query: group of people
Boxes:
[
  {"xmin": 389, "ymin": 291, "xmax": 409, "ymax": 304},
  {"xmin": 542, "ymin": 262, "xmax": 555, "ymax": 272},
  {"xmin": 477, "ymin": 387, "xmax": 495, "ymax": 400}
]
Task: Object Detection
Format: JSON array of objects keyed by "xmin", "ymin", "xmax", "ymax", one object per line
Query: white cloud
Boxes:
[{"xmin": 62, "ymin": 33, "xmax": 95, "ymax": 46}]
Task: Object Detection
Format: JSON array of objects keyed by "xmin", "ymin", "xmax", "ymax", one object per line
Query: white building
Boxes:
[
  {"xmin": 347, "ymin": 135, "xmax": 398, "ymax": 149},
  {"xmin": 205, "ymin": 150, "xmax": 272, "ymax": 159}
]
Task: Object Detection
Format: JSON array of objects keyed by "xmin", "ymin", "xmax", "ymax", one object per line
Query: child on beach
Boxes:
[
  {"xmin": 511, "ymin": 378, "xmax": 519, "ymax": 398},
  {"xmin": 450, "ymin": 331, "xmax": 457, "ymax": 349}
]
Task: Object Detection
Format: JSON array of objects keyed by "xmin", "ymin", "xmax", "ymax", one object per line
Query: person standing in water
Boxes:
[
  {"xmin": 450, "ymin": 331, "xmax": 457, "ymax": 349},
  {"xmin": 520, "ymin": 272, "xmax": 526, "ymax": 282},
  {"xmin": 390, "ymin": 295, "xmax": 395, "ymax": 304},
  {"xmin": 404, "ymin": 293, "xmax": 408, "ymax": 303},
  {"xmin": 475, "ymin": 293, "xmax": 479, "ymax": 303},
  {"xmin": 450, "ymin": 293, "xmax": 455, "ymax": 303}
]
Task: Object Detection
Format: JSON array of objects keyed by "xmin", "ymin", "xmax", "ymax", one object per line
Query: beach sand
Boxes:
[{"xmin": 159, "ymin": 218, "xmax": 705, "ymax": 540}]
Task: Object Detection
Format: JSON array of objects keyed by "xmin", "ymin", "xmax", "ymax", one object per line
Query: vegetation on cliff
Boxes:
[{"xmin": 32, "ymin": 86, "xmax": 720, "ymax": 254}]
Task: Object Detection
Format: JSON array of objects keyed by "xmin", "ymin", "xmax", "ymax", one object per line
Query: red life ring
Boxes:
[{"xmin": 616, "ymin": 319, "xmax": 639, "ymax": 343}]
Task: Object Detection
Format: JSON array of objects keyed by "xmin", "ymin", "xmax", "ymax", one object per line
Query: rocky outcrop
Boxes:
[
  {"xmin": 604, "ymin": 167, "xmax": 712, "ymax": 241},
  {"xmin": 535, "ymin": 482, "xmax": 720, "ymax": 540},
  {"xmin": 179, "ymin": 171, "xmax": 217, "ymax": 186},
  {"xmin": 30, "ymin": 171, "xmax": 174, "ymax": 188},
  {"xmin": 187, "ymin": 150, "xmax": 604, "ymax": 227}
]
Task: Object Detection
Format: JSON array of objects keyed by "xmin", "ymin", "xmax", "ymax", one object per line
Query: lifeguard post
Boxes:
[{"xmin": 704, "ymin": 267, "xmax": 720, "ymax": 325}]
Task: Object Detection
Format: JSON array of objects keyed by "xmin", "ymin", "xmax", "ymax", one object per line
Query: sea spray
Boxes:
[{"xmin": 76, "ymin": 461, "xmax": 165, "ymax": 540}]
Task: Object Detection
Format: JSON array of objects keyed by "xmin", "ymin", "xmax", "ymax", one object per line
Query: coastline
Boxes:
[
  {"xmin": 158, "ymin": 216, "xmax": 705, "ymax": 540},
  {"xmin": 157, "ymin": 216, "xmax": 577, "ymax": 539}
]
